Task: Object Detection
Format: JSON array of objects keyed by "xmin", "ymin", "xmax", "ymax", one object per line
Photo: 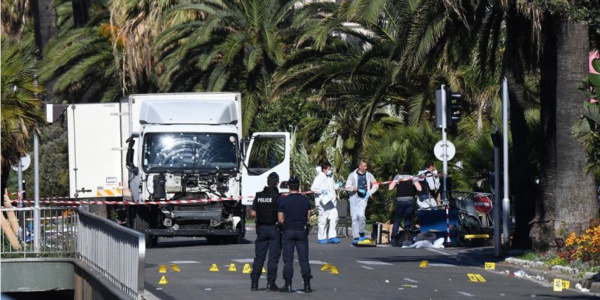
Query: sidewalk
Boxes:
[{"xmin": 455, "ymin": 246, "xmax": 600, "ymax": 295}]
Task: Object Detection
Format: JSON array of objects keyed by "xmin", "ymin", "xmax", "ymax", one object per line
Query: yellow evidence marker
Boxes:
[
  {"xmin": 170, "ymin": 264, "xmax": 180, "ymax": 272},
  {"xmin": 159, "ymin": 265, "xmax": 167, "ymax": 273},
  {"xmin": 159, "ymin": 276, "xmax": 168, "ymax": 285},
  {"xmin": 553, "ymin": 279, "xmax": 563, "ymax": 292},
  {"xmin": 484, "ymin": 262, "xmax": 495, "ymax": 270},
  {"xmin": 320, "ymin": 263, "xmax": 331, "ymax": 271},
  {"xmin": 467, "ymin": 273, "xmax": 486, "ymax": 282},
  {"xmin": 420, "ymin": 260, "xmax": 428, "ymax": 268},
  {"xmin": 209, "ymin": 264, "xmax": 219, "ymax": 272},
  {"xmin": 561, "ymin": 280, "xmax": 570, "ymax": 289},
  {"xmin": 228, "ymin": 263, "xmax": 237, "ymax": 272},
  {"xmin": 243, "ymin": 263, "xmax": 252, "ymax": 274},
  {"xmin": 329, "ymin": 266, "xmax": 339, "ymax": 274}
]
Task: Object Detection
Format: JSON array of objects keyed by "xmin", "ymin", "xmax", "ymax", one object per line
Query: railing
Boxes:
[
  {"xmin": 1, "ymin": 206, "xmax": 145, "ymax": 300},
  {"xmin": 77, "ymin": 209, "xmax": 145, "ymax": 300},
  {"xmin": 1, "ymin": 206, "xmax": 78, "ymax": 258}
]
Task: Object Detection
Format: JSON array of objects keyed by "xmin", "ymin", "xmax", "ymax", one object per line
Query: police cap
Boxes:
[{"xmin": 268, "ymin": 172, "xmax": 279, "ymax": 181}]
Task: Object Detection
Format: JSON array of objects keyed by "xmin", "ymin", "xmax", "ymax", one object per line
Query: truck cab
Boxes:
[{"xmin": 67, "ymin": 93, "xmax": 290, "ymax": 247}]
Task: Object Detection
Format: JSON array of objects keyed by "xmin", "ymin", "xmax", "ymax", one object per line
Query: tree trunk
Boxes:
[
  {"xmin": 531, "ymin": 15, "xmax": 598, "ymax": 251},
  {"xmin": 502, "ymin": 4, "xmax": 537, "ymax": 249},
  {"xmin": 31, "ymin": 0, "xmax": 58, "ymax": 54}
]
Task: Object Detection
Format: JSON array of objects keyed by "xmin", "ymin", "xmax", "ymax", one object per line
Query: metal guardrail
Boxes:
[
  {"xmin": 1, "ymin": 206, "xmax": 145, "ymax": 300},
  {"xmin": 77, "ymin": 209, "xmax": 145, "ymax": 300},
  {"xmin": 1, "ymin": 206, "xmax": 78, "ymax": 258}
]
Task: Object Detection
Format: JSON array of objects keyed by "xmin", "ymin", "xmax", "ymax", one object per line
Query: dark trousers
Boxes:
[
  {"xmin": 282, "ymin": 229, "xmax": 311, "ymax": 280},
  {"xmin": 251, "ymin": 225, "xmax": 281, "ymax": 283},
  {"xmin": 391, "ymin": 198, "xmax": 416, "ymax": 239}
]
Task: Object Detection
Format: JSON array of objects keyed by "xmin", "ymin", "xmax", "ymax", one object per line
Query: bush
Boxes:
[{"xmin": 562, "ymin": 219, "xmax": 600, "ymax": 267}]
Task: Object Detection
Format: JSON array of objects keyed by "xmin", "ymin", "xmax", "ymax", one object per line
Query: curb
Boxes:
[{"xmin": 455, "ymin": 248, "xmax": 600, "ymax": 295}]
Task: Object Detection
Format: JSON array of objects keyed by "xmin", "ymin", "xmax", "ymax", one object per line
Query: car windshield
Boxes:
[{"xmin": 142, "ymin": 132, "xmax": 238, "ymax": 173}]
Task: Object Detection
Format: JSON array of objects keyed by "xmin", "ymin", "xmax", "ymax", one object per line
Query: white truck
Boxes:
[{"xmin": 66, "ymin": 93, "xmax": 290, "ymax": 247}]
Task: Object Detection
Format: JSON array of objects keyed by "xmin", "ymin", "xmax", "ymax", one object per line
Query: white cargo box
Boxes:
[{"xmin": 67, "ymin": 103, "xmax": 123, "ymax": 198}]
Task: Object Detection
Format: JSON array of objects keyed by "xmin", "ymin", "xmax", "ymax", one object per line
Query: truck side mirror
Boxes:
[{"xmin": 126, "ymin": 135, "xmax": 139, "ymax": 176}]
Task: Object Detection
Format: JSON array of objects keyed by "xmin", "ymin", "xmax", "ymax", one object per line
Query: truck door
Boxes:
[
  {"xmin": 67, "ymin": 103, "xmax": 123, "ymax": 198},
  {"xmin": 241, "ymin": 132, "xmax": 290, "ymax": 205}
]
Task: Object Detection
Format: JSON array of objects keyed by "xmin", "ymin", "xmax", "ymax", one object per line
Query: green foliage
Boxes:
[{"xmin": 1, "ymin": 34, "xmax": 46, "ymax": 168}]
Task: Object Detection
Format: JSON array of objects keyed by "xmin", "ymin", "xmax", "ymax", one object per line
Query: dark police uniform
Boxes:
[
  {"xmin": 391, "ymin": 174, "xmax": 417, "ymax": 246},
  {"xmin": 278, "ymin": 192, "xmax": 312, "ymax": 291},
  {"xmin": 251, "ymin": 185, "xmax": 281, "ymax": 290}
]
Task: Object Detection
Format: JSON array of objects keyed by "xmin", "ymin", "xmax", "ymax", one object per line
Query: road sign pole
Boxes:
[
  {"xmin": 502, "ymin": 78, "xmax": 510, "ymax": 246},
  {"xmin": 441, "ymin": 85, "xmax": 448, "ymax": 204}
]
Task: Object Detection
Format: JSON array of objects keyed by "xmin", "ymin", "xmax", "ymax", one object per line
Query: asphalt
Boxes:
[{"xmin": 455, "ymin": 246, "xmax": 600, "ymax": 294}]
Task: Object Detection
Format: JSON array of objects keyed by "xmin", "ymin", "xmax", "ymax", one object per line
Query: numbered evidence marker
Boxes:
[
  {"xmin": 159, "ymin": 276, "xmax": 168, "ymax": 285},
  {"xmin": 553, "ymin": 279, "xmax": 563, "ymax": 292},
  {"xmin": 243, "ymin": 263, "xmax": 252, "ymax": 274},
  {"xmin": 228, "ymin": 263, "xmax": 237, "ymax": 272},
  {"xmin": 562, "ymin": 280, "xmax": 570, "ymax": 289},
  {"xmin": 484, "ymin": 262, "xmax": 495, "ymax": 270},
  {"xmin": 420, "ymin": 260, "xmax": 428, "ymax": 268},
  {"xmin": 467, "ymin": 273, "xmax": 486, "ymax": 282},
  {"xmin": 209, "ymin": 264, "xmax": 219, "ymax": 272},
  {"xmin": 321, "ymin": 263, "xmax": 331, "ymax": 271},
  {"xmin": 170, "ymin": 264, "xmax": 181, "ymax": 272},
  {"xmin": 159, "ymin": 265, "xmax": 167, "ymax": 273}
]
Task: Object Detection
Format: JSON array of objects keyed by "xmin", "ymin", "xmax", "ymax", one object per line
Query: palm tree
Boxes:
[
  {"xmin": 38, "ymin": 1, "xmax": 124, "ymax": 103},
  {"xmin": 155, "ymin": 0, "xmax": 298, "ymax": 135},
  {"xmin": 1, "ymin": 36, "xmax": 47, "ymax": 193},
  {"xmin": 531, "ymin": 15, "xmax": 598, "ymax": 250}
]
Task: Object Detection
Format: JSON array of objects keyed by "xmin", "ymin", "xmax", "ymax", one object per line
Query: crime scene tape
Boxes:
[{"xmin": 4, "ymin": 173, "xmax": 442, "ymax": 206}]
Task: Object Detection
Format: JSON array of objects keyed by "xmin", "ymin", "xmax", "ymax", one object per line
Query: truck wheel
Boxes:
[
  {"xmin": 228, "ymin": 233, "xmax": 242, "ymax": 244},
  {"xmin": 206, "ymin": 236, "xmax": 221, "ymax": 245},
  {"xmin": 146, "ymin": 234, "xmax": 158, "ymax": 248}
]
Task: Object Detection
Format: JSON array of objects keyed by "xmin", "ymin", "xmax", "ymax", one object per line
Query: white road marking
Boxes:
[
  {"xmin": 403, "ymin": 278, "xmax": 419, "ymax": 283},
  {"xmin": 361, "ymin": 266, "xmax": 375, "ymax": 270},
  {"xmin": 309, "ymin": 260, "xmax": 329, "ymax": 265},
  {"xmin": 231, "ymin": 258, "xmax": 254, "ymax": 263},
  {"xmin": 356, "ymin": 260, "xmax": 392, "ymax": 265},
  {"xmin": 427, "ymin": 263, "xmax": 456, "ymax": 267},
  {"xmin": 169, "ymin": 260, "xmax": 200, "ymax": 264},
  {"xmin": 457, "ymin": 291, "xmax": 475, "ymax": 297}
]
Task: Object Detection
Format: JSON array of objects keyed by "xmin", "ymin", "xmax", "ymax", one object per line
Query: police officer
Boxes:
[
  {"xmin": 278, "ymin": 175, "xmax": 312, "ymax": 293},
  {"xmin": 250, "ymin": 172, "xmax": 282, "ymax": 291}
]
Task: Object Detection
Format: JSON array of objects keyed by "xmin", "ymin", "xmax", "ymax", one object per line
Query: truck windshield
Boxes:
[{"xmin": 142, "ymin": 132, "xmax": 238, "ymax": 173}]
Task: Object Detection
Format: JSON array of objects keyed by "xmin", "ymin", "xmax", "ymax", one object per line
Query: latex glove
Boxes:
[
  {"xmin": 321, "ymin": 189, "xmax": 328, "ymax": 195},
  {"xmin": 358, "ymin": 188, "xmax": 366, "ymax": 195},
  {"xmin": 364, "ymin": 192, "xmax": 370, "ymax": 200},
  {"xmin": 337, "ymin": 181, "xmax": 344, "ymax": 188}
]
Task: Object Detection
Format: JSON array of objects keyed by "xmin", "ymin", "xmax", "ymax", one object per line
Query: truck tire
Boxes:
[
  {"xmin": 146, "ymin": 234, "xmax": 158, "ymax": 248},
  {"xmin": 131, "ymin": 205, "xmax": 160, "ymax": 248}
]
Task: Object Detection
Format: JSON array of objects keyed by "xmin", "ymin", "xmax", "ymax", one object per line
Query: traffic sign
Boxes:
[
  {"xmin": 434, "ymin": 140, "xmax": 455, "ymax": 161},
  {"xmin": 11, "ymin": 154, "xmax": 31, "ymax": 171}
]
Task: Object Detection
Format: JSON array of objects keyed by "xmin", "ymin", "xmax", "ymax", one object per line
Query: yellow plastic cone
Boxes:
[
  {"xmin": 320, "ymin": 263, "xmax": 331, "ymax": 271},
  {"xmin": 228, "ymin": 263, "xmax": 237, "ymax": 272},
  {"xmin": 159, "ymin": 276, "xmax": 168, "ymax": 285},
  {"xmin": 243, "ymin": 263, "xmax": 252, "ymax": 274},
  {"xmin": 209, "ymin": 264, "xmax": 219, "ymax": 272},
  {"xmin": 262, "ymin": 267, "xmax": 266, "ymax": 273}
]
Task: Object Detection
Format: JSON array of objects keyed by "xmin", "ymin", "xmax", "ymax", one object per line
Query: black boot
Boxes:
[
  {"xmin": 280, "ymin": 279, "xmax": 292, "ymax": 292},
  {"xmin": 267, "ymin": 282, "xmax": 279, "ymax": 291},
  {"xmin": 303, "ymin": 278, "xmax": 312, "ymax": 293},
  {"xmin": 251, "ymin": 280, "xmax": 258, "ymax": 291}
]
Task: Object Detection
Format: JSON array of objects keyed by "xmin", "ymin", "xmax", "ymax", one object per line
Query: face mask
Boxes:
[{"xmin": 326, "ymin": 170, "xmax": 333, "ymax": 176}]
